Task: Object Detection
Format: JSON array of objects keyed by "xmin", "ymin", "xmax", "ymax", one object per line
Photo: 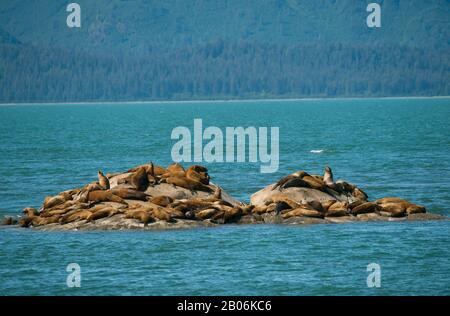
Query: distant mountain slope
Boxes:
[
  {"xmin": 0, "ymin": 1, "xmax": 449, "ymax": 102},
  {"xmin": 0, "ymin": 0, "xmax": 449, "ymax": 53}
]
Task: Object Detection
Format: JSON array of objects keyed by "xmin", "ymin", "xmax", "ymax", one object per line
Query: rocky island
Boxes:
[{"xmin": 1, "ymin": 162, "xmax": 446, "ymax": 231}]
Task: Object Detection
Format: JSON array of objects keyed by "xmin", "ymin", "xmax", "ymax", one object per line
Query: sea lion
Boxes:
[
  {"xmin": 195, "ymin": 208, "xmax": 219, "ymax": 220},
  {"xmin": 43, "ymin": 195, "xmax": 67, "ymax": 210},
  {"xmin": 306, "ymin": 200, "xmax": 325, "ymax": 213},
  {"xmin": 23, "ymin": 207, "xmax": 39, "ymax": 217},
  {"xmin": 128, "ymin": 162, "xmax": 166, "ymax": 175},
  {"xmin": 301, "ymin": 176, "xmax": 326, "ymax": 191},
  {"xmin": 19, "ymin": 216, "xmax": 33, "ymax": 227},
  {"xmin": 351, "ymin": 202, "xmax": 379, "ymax": 215},
  {"xmin": 325, "ymin": 208, "xmax": 348, "ymax": 217},
  {"xmin": 165, "ymin": 176, "xmax": 213, "ymax": 193},
  {"xmin": 223, "ymin": 207, "xmax": 243, "ymax": 223},
  {"xmin": 32, "ymin": 214, "xmax": 60, "ymax": 226},
  {"xmin": 125, "ymin": 209, "xmax": 153, "ymax": 225},
  {"xmin": 164, "ymin": 207, "xmax": 185, "ymax": 219},
  {"xmin": 186, "ymin": 165, "xmax": 210, "ymax": 185},
  {"xmin": 98, "ymin": 170, "xmax": 110, "ymax": 189},
  {"xmin": 265, "ymin": 194, "xmax": 301, "ymax": 209},
  {"xmin": 60, "ymin": 210, "xmax": 93, "ymax": 224},
  {"xmin": 1, "ymin": 216, "xmax": 16, "ymax": 225},
  {"xmin": 323, "ymin": 166, "xmax": 335, "ymax": 188},
  {"xmin": 274, "ymin": 201, "xmax": 292, "ymax": 214},
  {"xmin": 252, "ymin": 205, "xmax": 269, "ymax": 215},
  {"xmin": 406, "ymin": 204, "xmax": 426, "ymax": 214},
  {"xmin": 352, "ymin": 188, "xmax": 368, "ymax": 201},
  {"xmin": 375, "ymin": 197, "xmax": 407, "ymax": 205},
  {"xmin": 109, "ymin": 188, "xmax": 148, "ymax": 201},
  {"xmin": 271, "ymin": 170, "xmax": 309, "ymax": 190},
  {"xmin": 327, "ymin": 201, "xmax": 348, "ymax": 213},
  {"xmin": 87, "ymin": 207, "xmax": 121, "ymax": 222},
  {"xmin": 378, "ymin": 203, "xmax": 407, "ymax": 217},
  {"xmin": 150, "ymin": 208, "xmax": 174, "ymax": 222},
  {"xmin": 321, "ymin": 200, "xmax": 337, "ymax": 211},
  {"xmin": 150, "ymin": 196, "xmax": 174, "ymax": 207},
  {"xmin": 282, "ymin": 207, "xmax": 324, "ymax": 219},
  {"xmin": 87, "ymin": 190, "xmax": 127, "ymax": 204},
  {"xmin": 130, "ymin": 167, "xmax": 149, "ymax": 191},
  {"xmin": 280, "ymin": 177, "xmax": 309, "ymax": 189},
  {"xmin": 213, "ymin": 187, "xmax": 222, "ymax": 199}
]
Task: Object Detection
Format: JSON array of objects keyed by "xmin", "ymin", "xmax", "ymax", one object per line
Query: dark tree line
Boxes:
[{"xmin": 1, "ymin": 41, "xmax": 449, "ymax": 102}]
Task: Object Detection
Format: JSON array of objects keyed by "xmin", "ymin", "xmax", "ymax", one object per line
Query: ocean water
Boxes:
[{"xmin": 0, "ymin": 98, "xmax": 449, "ymax": 295}]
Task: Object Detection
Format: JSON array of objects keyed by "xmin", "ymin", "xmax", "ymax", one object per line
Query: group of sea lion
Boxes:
[
  {"xmin": 13, "ymin": 162, "xmax": 249, "ymax": 228},
  {"xmin": 251, "ymin": 166, "xmax": 426, "ymax": 219},
  {"xmin": 1, "ymin": 164, "xmax": 428, "ymax": 229}
]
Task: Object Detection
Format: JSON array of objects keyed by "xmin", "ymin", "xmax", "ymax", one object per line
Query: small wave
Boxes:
[{"xmin": 310, "ymin": 149, "xmax": 324, "ymax": 154}]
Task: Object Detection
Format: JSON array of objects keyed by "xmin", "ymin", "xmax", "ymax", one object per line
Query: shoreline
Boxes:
[
  {"xmin": 0, "ymin": 95, "xmax": 449, "ymax": 106},
  {"xmin": 3, "ymin": 212, "xmax": 445, "ymax": 232}
]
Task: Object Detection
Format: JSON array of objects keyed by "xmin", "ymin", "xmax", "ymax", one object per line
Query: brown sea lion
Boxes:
[
  {"xmin": 195, "ymin": 208, "xmax": 219, "ymax": 220},
  {"xmin": 282, "ymin": 207, "xmax": 324, "ymax": 219},
  {"xmin": 125, "ymin": 209, "xmax": 153, "ymax": 225},
  {"xmin": 327, "ymin": 201, "xmax": 348, "ymax": 213},
  {"xmin": 406, "ymin": 204, "xmax": 426, "ymax": 214},
  {"xmin": 32, "ymin": 214, "xmax": 61, "ymax": 226},
  {"xmin": 352, "ymin": 188, "xmax": 368, "ymax": 201},
  {"xmin": 19, "ymin": 216, "xmax": 33, "ymax": 228},
  {"xmin": 43, "ymin": 195, "xmax": 67, "ymax": 210},
  {"xmin": 87, "ymin": 207, "xmax": 121, "ymax": 222},
  {"xmin": 150, "ymin": 208, "xmax": 174, "ymax": 222},
  {"xmin": 60, "ymin": 210, "xmax": 93, "ymax": 224},
  {"xmin": 98, "ymin": 170, "xmax": 110, "ymax": 189},
  {"xmin": 87, "ymin": 190, "xmax": 127, "ymax": 204},
  {"xmin": 351, "ymin": 202, "xmax": 379, "ymax": 215},
  {"xmin": 23, "ymin": 207, "xmax": 39, "ymax": 217},
  {"xmin": 271, "ymin": 170, "xmax": 309, "ymax": 190},
  {"xmin": 150, "ymin": 196, "xmax": 174, "ymax": 207},
  {"xmin": 325, "ymin": 208, "xmax": 348, "ymax": 217},
  {"xmin": 266, "ymin": 194, "xmax": 301, "ymax": 210},
  {"xmin": 252, "ymin": 205, "xmax": 269, "ymax": 215},
  {"xmin": 378, "ymin": 203, "xmax": 407, "ymax": 217},
  {"xmin": 165, "ymin": 176, "xmax": 213, "ymax": 193},
  {"xmin": 213, "ymin": 187, "xmax": 222, "ymax": 199},
  {"xmin": 375, "ymin": 197, "xmax": 408, "ymax": 205},
  {"xmin": 281, "ymin": 177, "xmax": 310, "ymax": 189},
  {"xmin": 323, "ymin": 166, "xmax": 335, "ymax": 188},
  {"xmin": 223, "ymin": 207, "xmax": 243, "ymax": 223},
  {"xmin": 306, "ymin": 200, "xmax": 325, "ymax": 212},
  {"xmin": 130, "ymin": 167, "xmax": 149, "ymax": 191},
  {"xmin": 1, "ymin": 216, "xmax": 16, "ymax": 225},
  {"xmin": 186, "ymin": 165, "xmax": 210, "ymax": 184},
  {"xmin": 164, "ymin": 207, "xmax": 185, "ymax": 219},
  {"xmin": 128, "ymin": 162, "xmax": 166, "ymax": 175},
  {"xmin": 321, "ymin": 200, "xmax": 337, "ymax": 211},
  {"xmin": 302, "ymin": 176, "xmax": 326, "ymax": 191},
  {"xmin": 110, "ymin": 188, "xmax": 148, "ymax": 201}
]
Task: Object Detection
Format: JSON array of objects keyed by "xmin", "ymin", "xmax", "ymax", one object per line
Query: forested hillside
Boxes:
[{"xmin": 0, "ymin": 0, "xmax": 449, "ymax": 102}]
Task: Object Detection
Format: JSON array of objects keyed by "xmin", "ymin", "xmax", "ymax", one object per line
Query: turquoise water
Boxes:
[{"xmin": 0, "ymin": 98, "xmax": 449, "ymax": 295}]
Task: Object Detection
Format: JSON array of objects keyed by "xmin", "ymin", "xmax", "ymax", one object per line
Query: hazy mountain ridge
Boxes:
[
  {"xmin": 0, "ymin": 0, "xmax": 449, "ymax": 52},
  {"xmin": 0, "ymin": 0, "xmax": 449, "ymax": 102}
]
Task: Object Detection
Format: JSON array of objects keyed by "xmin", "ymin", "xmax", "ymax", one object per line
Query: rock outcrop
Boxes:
[{"xmin": 1, "ymin": 164, "xmax": 446, "ymax": 231}]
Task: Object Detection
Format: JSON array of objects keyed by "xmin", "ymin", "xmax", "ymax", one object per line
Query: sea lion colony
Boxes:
[{"xmin": 1, "ymin": 163, "xmax": 433, "ymax": 230}]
